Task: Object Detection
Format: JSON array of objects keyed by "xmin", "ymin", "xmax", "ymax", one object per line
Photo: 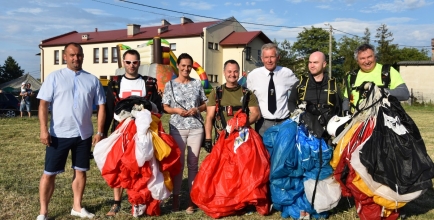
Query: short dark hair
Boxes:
[
  {"xmin": 177, "ymin": 53, "xmax": 193, "ymax": 65},
  {"xmin": 223, "ymin": 59, "xmax": 240, "ymax": 70},
  {"xmin": 354, "ymin": 44, "xmax": 375, "ymax": 60},
  {"xmin": 64, "ymin": 43, "xmax": 83, "ymax": 53},
  {"xmin": 123, "ymin": 49, "xmax": 140, "ymax": 60}
]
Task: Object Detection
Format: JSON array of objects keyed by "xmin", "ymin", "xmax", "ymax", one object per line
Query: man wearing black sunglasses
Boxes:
[{"xmin": 102, "ymin": 49, "xmax": 162, "ymax": 217}]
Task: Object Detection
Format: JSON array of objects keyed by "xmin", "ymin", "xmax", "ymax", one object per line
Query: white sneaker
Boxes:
[
  {"xmin": 36, "ymin": 214, "xmax": 47, "ymax": 220},
  {"xmin": 132, "ymin": 204, "xmax": 146, "ymax": 217},
  {"xmin": 71, "ymin": 208, "xmax": 95, "ymax": 219}
]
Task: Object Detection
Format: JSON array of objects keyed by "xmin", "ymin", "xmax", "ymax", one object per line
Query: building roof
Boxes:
[
  {"xmin": 219, "ymin": 31, "xmax": 272, "ymax": 46},
  {"xmin": 0, "ymin": 74, "xmax": 42, "ymax": 92},
  {"xmin": 40, "ymin": 20, "xmax": 221, "ymax": 47},
  {"xmin": 397, "ymin": 61, "xmax": 434, "ymax": 66}
]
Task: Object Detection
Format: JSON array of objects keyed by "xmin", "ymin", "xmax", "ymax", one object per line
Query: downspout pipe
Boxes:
[
  {"xmin": 39, "ymin": 45, "xmax": 44, "ymax": 82},
  {"xmin": 242, "ymin": 47, "xmax": 247, "ymax": 73},
  {"xmin": 201, "ymin": 32, "xmax": 204, "ymax": 70}
]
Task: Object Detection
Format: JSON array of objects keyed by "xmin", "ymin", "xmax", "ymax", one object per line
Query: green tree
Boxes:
[
  {"xmin": 362, "ymin": 28, "xmax": 371, "ymax": 44},
  {"xmin": 395, "ymin": 47, "xmax": 430, "ymax": 61},
  {"xmin": 375, "ymin": 24, "xmax": 398, "ymax": 64},
  {"xmin": 337, "ymin": 35, "xmax": 363, "ymax": 74},
  {"xmin": 0, "ymin": 56, "xmax": 24, "ymax": 84},
  {"xmin": 274, "ymin": 39, "xmax": 304, "ymax": 77}
]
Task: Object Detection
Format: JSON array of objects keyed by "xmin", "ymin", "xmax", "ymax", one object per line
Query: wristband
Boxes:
[{"xmin": 96, "ymin": 132, "xmax": 104, "ymax": 137}]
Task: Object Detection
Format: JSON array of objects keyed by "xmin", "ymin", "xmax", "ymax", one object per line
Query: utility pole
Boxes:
[{"xmin": 325, "ymin": 23, "xmax": 333, "ymax": 77}]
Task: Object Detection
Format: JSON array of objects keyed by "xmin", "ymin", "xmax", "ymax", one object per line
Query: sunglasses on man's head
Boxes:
[{"xmin": 124, "ymin": 60, "xmax": 139, "ymax": 65}]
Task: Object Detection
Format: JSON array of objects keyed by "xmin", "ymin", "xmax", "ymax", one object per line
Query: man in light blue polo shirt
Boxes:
[{"xmin": 36, "ymin": 42, "xmax": 106, "ymax": 220}]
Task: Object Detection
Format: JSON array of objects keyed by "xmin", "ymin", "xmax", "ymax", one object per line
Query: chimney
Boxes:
[
  {"xmin": 158, "ymin": 26, "xmax": 169, "ymax": 35},
  {"xmin": 181, "ymin": 17, "xmax": 193, "ymax": 25},
  {"xmin": 431, "ymin": 38, "xmax": 434, "ymax": 61},
  {"xmin": 95, "ymin": 28, "xmax": 98, "ymax": 32},
  {"xmin": 127, "ymin": 24, "xmax": 141, "ymax": 37},
  {"xmin": 81, "ymin": 34, "xmax": 89, "ymax": 41},
  {"xmin": 161, "ymin": 19, "xmax": 171, "ymax": 26}
]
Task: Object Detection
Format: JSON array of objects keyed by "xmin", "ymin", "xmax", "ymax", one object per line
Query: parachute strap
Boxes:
[
  {"xmin": 214, "ymin": 85, "xmax": 226, "ymax": 131},
  {"xmin": 297, "ymin": 75, "xmax": 337, "ymax": 108},
  {"xmin": 327, "ymin": 77, "xmax": 337, "ymax": 107},
  {"xmin": 110, "ymin": 75, "xmax": 158, "ymax": 105},
  {"xmin": 110, "ymin": 75, "xmax": 122, "ymax": 105},
  {"xmin": 380, "ymin": 64, "xmax": 391, "ymax": 89},
  {"xmin": 347, "ymin": 64, "xmax": 391, "ymax": 111},
  {"xmin": 241, "ymin": 87, "xmax": 251, "ymax": 115},
  {"xmin": 296, "ymin": 76, "xmax": 309, "ymax": 105},
  {"xmin": 213, "ymin": 84, "xmax": 250, "ymax": 133}
]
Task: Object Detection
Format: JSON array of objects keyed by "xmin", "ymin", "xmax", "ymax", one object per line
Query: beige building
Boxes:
[
  {"xmin": 39, "ymin": 17, "xmax": 271, "ymax": 85},
  {"xmin": 398, "ymin": 61, "xmax": 434, "ymax": 103}
]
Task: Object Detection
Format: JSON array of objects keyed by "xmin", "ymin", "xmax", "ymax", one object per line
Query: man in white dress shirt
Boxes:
[{"xmin": 247, "ymin": 43, "xmax": 298, "ymax": 136}]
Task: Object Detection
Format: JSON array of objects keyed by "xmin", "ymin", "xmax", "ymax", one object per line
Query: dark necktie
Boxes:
[{"xmin": 268, "ymin": 72, "xmax": 277, "ymax": 114}]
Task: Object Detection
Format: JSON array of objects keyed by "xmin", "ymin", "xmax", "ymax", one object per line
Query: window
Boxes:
[
  {"xmin": 208, "ymin": 74, "xmax": 218, "ymax": 83},
  {"xmin": 111, "ymin": 47, "xmax": 118, "ymax": 63},
  {"xmin": 102, "ymin": 47, "xmax": 108, "ymax": 63},
  {"xmin": 170, "ymin": 43, "xmax": 176, "ymax": 51},
  {"xmin": 94, "ymin": 48, "xmax": 99, "ymax": 63},
  {"xmin": 245, "ymin": 47, "xmax": 252, "ymax": 61},
  {"xmin": 208, "ymin": 42, "xmax": 213, "ymax": 49},
  {"xmin": 214, "ymin": 43, "xmax": 219, "ymax": 50},
  {"xmin": 54, "ymin": 50, "xmax": 59, "ymax": 65},
  {"xmin": 256, "ymin": 49, "xmax": 263, "ymax": 66},
  {"xmin": 61, "ymin": 50, "xmax": 66, "ymax": 64},
  {"xmin": 257, "ymin": 50, "xmax": 261, "ymax": 62}
]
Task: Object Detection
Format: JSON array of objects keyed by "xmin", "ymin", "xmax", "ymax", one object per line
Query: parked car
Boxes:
[{"xmin": 0, "ymin": 93, "xmax": 20, "ymax": 117}]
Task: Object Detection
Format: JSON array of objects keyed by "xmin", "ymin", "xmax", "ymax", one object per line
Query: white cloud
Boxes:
[
  {"xmin": 224, "ymin": 2, "xmax": 232, "ymax": 6},
  {"xmin": 234, "ymin": 3, "xmax": 242, "ymax": 6},
  {"xmin": 362, "ymin": 0, "xmax": 432, "ymax": 13},
  {"xmin": 28, "ymin": 0, "xmax": 59, "ymax": 7},
  {"xmin": 317, "ymin": 4, "xmax": 331, "ymax": 9},
  {"xmin": 6, "ymin": 7, "xmax": 43, "ymax": 15},
  {"xmin": 83, "ymin": 8, "xmax": 111, "ymax": 16},
  {"xmin": 379, "ymin": 17, "xmax": 415, "ymax": 24},
  {"xmin": 287, "ymin": 0, "xmax": 303, "ymax": 3},
  {"xmin": 179, "ymin": 1, "xmax": 216, "ymax": 10},
  {"xmin": 270, "ymin": 9, "xmax": 275, "ymax": 14}
]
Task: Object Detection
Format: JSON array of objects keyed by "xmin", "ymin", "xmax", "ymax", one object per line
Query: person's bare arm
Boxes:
[
  {"xmin": 163, "ymin": 104, "xmax": 187, "ymax": 117},
  {"xmin": 247, "ymin": 106, "xmax": 260, "ymax": 126},
  {"xmin": 205, "ymin": 105, "xmax": 216, "ymax": 139},
  {"xmin": 39, "ymin": 100, "xmax": 51, "ymax": 146},
  {"xmin": 93, "ymin": 104, "xmax": 106, "ymax": 145}
]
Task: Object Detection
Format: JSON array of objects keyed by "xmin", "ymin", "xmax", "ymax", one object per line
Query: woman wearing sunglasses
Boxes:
[{"xmin": 162, "ymin": 53, "xmax": 207, "ymax": 214}]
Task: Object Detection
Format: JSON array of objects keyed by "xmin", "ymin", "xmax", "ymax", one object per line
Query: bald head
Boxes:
[
  {"xmin": 310, "ymin": 51, "xmax": 326, "ymax": 62},
  {"xmin": 308, "ymin": 51, "xmax": 327, "ymax": 78}
]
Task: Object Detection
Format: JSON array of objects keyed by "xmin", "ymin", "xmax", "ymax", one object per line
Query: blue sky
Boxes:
[{"xmin": 1, "ymin": 0, "xmax": 433, "ymax": 78}]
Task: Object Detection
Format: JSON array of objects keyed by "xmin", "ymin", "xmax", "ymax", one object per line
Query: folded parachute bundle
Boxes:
[
  {"xmin": 190, "ymin": 110, "xmax": 271, "ymax": 219},
  {"xmin": 263, "ymin": 118, "xmax": 341, "ymax": 219},
  {"xmin": 331, "ymin": 82, "xmax": 434, "ymax": 220},
  {"xmin": 94, "ymin": 97, "xmax": 181, "ymax": 217}
]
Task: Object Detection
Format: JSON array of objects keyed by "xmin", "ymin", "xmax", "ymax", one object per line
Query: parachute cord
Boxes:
[{"xmin": 310, "ymin": 139, "xmax": 323, "ymax": 210}]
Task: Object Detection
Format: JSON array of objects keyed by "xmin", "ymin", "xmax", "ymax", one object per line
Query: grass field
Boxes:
[{"xmin": 1, "ymin": 106, "xmax": 434, "ymax": 219}]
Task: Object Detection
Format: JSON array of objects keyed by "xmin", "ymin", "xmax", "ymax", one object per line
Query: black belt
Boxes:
[{"xmin": 264, "ymin": 117, "xmax": 288, "ymax": 122}]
